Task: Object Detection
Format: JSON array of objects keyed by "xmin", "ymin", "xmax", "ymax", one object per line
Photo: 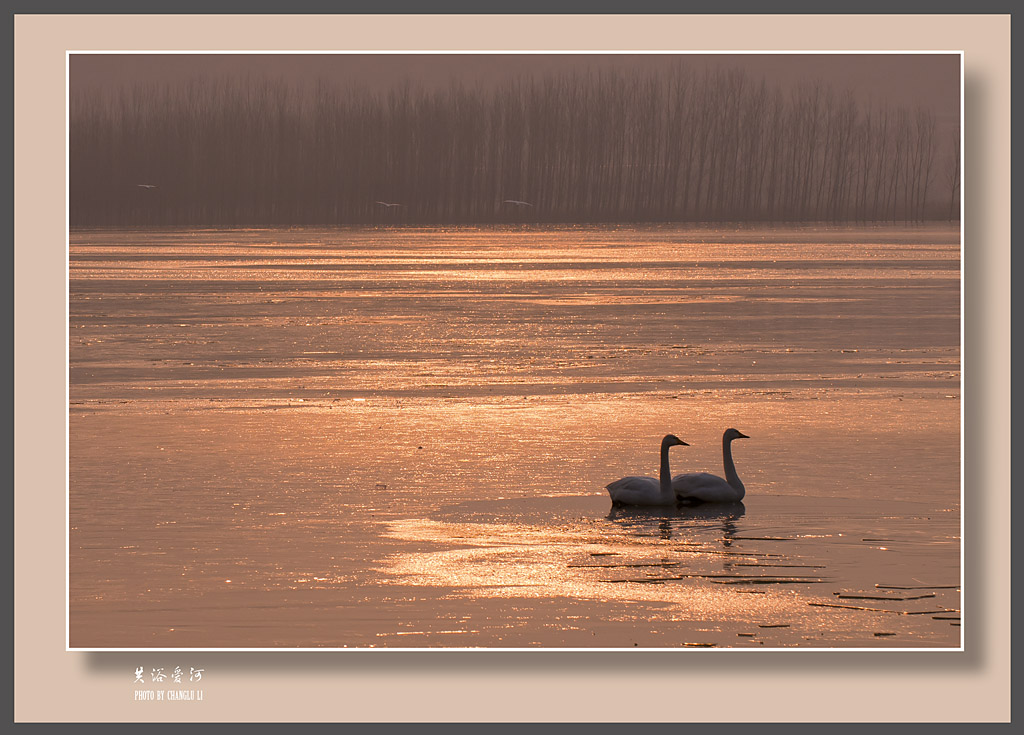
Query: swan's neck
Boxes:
[
  {"xmin": 659, "ymin": 440, "xmax": 674, "ymax": 495},
  {"xmin": 722, "ymin": 437, "xmax": 745, "ymax": 497}
]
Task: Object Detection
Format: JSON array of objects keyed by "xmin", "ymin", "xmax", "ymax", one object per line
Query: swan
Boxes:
[
  {"xmin": 605, "ymin": 434, "xmax": 688, "ymax": 506},
  {"xmin": 673, "ymin": 428, "xmax": 749, "ymax": 503}
]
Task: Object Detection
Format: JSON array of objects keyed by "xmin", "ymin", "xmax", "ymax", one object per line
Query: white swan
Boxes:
[
  {"xmin": 673, "ymin": 428, "xmax": 749, "ymax": 503},
  {"xmin": 605, "ymin": 434, "xmax": 688, "ymax": 506}
]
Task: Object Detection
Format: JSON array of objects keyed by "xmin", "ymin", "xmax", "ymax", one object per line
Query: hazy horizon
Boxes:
[
  {"xmin": 71, "ymin": 53, "xmax": 960, "ymax": 118},
  {"xmin": 70, "ymin": 54, "xmax": 961, "ymax": 228}
]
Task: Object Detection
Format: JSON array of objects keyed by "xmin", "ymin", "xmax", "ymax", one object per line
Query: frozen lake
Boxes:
[{"xmin": 68, "ymin": 224, "xmax": 961, "ymax": 648}]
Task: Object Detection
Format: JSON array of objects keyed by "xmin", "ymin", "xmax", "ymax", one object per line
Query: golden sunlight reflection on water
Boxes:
[{"xmin": 69, "ymin": 225, "xmax": 960, "ymax": 648}]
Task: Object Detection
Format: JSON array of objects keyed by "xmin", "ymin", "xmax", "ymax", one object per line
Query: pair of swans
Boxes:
[{"xmin": 605, "ymin": 429, "xmax": 748, "ymax": 506}]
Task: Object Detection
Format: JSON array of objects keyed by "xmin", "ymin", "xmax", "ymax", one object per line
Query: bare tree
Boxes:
[{"xmin": 69, "ymin": 63, "xmax": 950, "ymax": 227}]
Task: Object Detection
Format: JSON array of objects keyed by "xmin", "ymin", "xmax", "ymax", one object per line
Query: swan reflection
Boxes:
[{"xmin": 606, "ymin": 502, "xmax": 745, "ymax": 541}]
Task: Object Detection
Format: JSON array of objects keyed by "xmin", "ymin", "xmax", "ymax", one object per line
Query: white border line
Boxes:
[
  {"xmin": 65, "ymin": 50, "xmax": 72, "ymax": 653},
  {"xmin": 68, "ymin": 49, "xmax": 962, "ymax": 52},
  {"xmin": 66, "ymin": 49, "xmax": 966, "ymax": 653},
  {"xmin": 958, "ymin": 49, "xmax": 965, "ymax": 650}
]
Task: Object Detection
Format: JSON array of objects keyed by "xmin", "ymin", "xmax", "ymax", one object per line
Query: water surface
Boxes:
[{"xmin": 69, "ymin": 224, "xmax": 961, "ymax": 648}]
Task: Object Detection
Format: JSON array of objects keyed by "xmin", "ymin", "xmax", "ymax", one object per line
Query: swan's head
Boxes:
[
  {"xmin": 662, "ymin": 434, "xmax": 689, "ymax": 447},
  {"xmin": 724, "ymin": 428, "xmax": 749, "ymax": 442}
]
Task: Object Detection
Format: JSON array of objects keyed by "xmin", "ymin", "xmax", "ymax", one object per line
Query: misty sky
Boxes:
[{"xmin": 71, "ymin": 53, "xmax": 960, "ymax": 124}]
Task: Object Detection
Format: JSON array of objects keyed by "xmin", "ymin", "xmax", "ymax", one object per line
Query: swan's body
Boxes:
[
  {"xmin": 673, "ymin": 428, "xmax": 749, "ymax": 503},
  {"xmin": 673, "ymin": 472, "xmax": 743, "ymax": 503},
  {"xmin": 606, "ymin": 434, "xmax": 688, "ymax": 506}
]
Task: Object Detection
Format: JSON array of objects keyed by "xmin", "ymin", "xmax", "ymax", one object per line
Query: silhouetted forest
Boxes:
[{"xmin": 70, "ymin": 66, "xmax": 960, "ymax": 226}]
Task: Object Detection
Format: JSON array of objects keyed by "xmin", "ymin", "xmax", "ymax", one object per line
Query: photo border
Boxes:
[
  {"xmin": 15, "ymin": 12, "xmax": 1010, "ymax": 723},
  {"xmin": 64, "ymin": 48, "xmax": 967, "ymax": 655}
]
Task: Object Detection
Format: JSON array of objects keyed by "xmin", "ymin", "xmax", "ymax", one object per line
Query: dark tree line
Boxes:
[{"xmin": 70, "ymin": 66, "xmax": 959, "ymax": 226}]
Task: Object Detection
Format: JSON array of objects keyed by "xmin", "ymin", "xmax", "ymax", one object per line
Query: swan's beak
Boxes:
[
  {"xmin": 736, "ymin": 432, "xmax": 749, "ymax": 439},
  {"xmin": 679, "ymin": 440, "xmax": 690, "ymax": 446}
]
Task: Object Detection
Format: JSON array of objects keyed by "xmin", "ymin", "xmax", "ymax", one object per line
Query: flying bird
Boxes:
[
  {"xmin": 502, "ymin": 199, "xmax": 533, "ymax": 207},
  {"xmin": 136, "ymin": 184, "xmax": 158, "ymax": 189},
  {"xmin": 375, "ymin": 201, "xmax": 401, "ymax": 208}
]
